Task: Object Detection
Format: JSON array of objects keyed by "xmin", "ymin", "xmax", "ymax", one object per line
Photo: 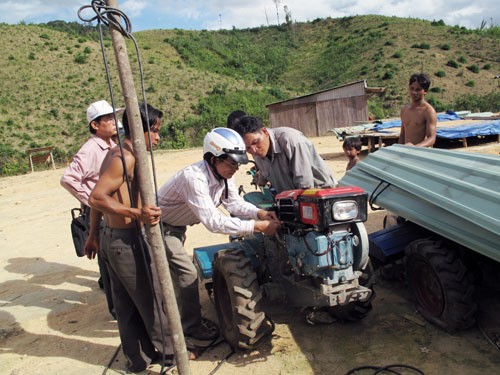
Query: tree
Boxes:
[
  {"xmin": 284, "ymin": 5, "xmax": 292, "ymax": 25},
  {"xmin": 273, "ymin": 0, "xmax": 280, "ymax": 25}
]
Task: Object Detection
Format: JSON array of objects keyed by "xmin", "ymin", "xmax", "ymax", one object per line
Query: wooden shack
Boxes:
[{"xmin": 266, "ymin": 80, "xmax": 384, "ymax": 137}]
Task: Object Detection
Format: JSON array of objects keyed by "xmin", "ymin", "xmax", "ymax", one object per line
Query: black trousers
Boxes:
[
  {"xmin": 100, "ymin": 226, "xmax": 173, "ymax": 371},
  {"xmin": 83, "ymin": 206, "xmax": 115, "ymax": 319}
]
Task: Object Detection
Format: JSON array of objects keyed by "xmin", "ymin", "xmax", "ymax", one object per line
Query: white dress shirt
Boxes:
[{"xmin": 158, "ymin": 160, "xmax": 260, "ymax": 236}]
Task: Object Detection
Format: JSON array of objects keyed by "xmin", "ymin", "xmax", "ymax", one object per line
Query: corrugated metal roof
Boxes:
[{"xmin": 339, "ymin": 144, "xmax": 500, "ymax": 262}]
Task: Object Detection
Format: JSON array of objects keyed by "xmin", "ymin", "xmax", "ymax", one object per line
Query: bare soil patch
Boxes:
[{"xmin": 1, "ymin": 136, "xmax": 499, "ymax": 374}]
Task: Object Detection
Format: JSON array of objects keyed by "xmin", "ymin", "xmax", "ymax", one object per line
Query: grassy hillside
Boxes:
[{"xmin": 0, "ymin": 15, "xmax": 499, "ymax": 175}]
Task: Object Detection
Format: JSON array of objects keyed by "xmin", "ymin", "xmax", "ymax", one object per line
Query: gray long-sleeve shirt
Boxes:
[{"xmin": 255, "ymin": 127, "xmax": 337, "ymax": 193}]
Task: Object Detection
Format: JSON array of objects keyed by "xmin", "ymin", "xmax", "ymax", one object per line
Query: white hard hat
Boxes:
[
  {"xmin": 86, "ymin": 100, "xmax": 123, "ymax": 124},
  {"xmin": 203, "ymin": 127, "xmax": 249, "ymax": 164}
]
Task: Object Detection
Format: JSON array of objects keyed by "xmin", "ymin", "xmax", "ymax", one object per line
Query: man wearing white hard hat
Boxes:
[
  {"xmin": 157, "ymin": 127, "xmax": 281, "ymax": 342},
  {"xmin": 60, "ymin": 99, "xmax": 123, "ymax": 319}
]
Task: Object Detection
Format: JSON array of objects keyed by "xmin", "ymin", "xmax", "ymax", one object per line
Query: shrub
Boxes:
[
  {"xmin": 392, "ymin": 51, "xmax": 402, "ymax": 58},
  {"xmin": 28, "ymin": 52, "xmax": 36, "ymax": 60},
  {"xmin": 382, "ymin": 71, "xmax": 394, "ymax": 80},
  {"xmin": 453, "ymin": 91, "xmax": 500, "ymax": 112},
  {"xmin": 411, "ymin": 42, "xmax": 430, "ymax": 49},
  {"xmin": 426, "ymin": 96, "xmax": 447, "ymax": 112},
  {"xmin": 457, "ymin": 56, "xmax": 467, "ymax": 63},
  {"xmin": 483, "ymin": 63, "xmax": 491, "ymax": 70},
  {"xmin": 439, "ymin": 44, "xmax": 450, "ymax": 50},
  {"xmin": 430, "ymin": 87, "xmax": 442, "ymax": 93},
  {"xmin": 40, "ymin": 33, "xmax": 50, "ymax": 39},
  {"xmin": 435, "ymin": 70, "xmax": 446, "ymax": 77},
  {"xmin": 74, "ymin": 53, "xmax": 88, "ymax": 64},
  {"xmin": 431, "ymin": 19, "xmax": 446, "ymax": 26},
  {"xmin": 446, "ymin": 60, "xmax": 459, "ymax": 68},
  {"xmin": 467, "ymin": 65, "xmax": 479, "ymax": 73},
  {"xmin": 465, "ymin": 80, "xmax": 475, "ymax": 87},
  {"xmin": 368, "ymin": 97, "xmax": 387, "ymax": 119}
]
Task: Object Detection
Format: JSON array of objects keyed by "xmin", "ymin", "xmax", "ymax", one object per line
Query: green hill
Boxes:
[{"xmin": 1, "ymin": 15, "xmax": 499, "ymax": 175}]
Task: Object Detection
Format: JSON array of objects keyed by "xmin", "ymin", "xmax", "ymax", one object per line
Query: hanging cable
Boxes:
[
  {"xmin": 345, "ymin": 363, "xmax": 425, "ymax": 375},
  {"xmin": 368, "ymin": 180, "xmax": 391, "ymax": 211},
  {"xmin": 101, "ymin": 343, "xmax": 121, "ymax": 375}
]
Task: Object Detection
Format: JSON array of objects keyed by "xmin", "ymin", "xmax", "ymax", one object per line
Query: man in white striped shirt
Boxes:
[{"xmin": 157, "ymin": 128, "xmax": 281, "ymax": 341}]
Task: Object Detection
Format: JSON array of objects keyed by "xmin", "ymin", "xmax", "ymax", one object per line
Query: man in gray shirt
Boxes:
[{"xmin": 232, "ymin": 116, "xmax": 337, "ymax": 193}]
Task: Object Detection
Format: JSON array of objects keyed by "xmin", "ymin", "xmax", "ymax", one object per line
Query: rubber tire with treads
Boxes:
[
  {"xmin": 213, "ymin": 249, "xmax": 271, "ymax": 350},
  {"xmin": 405, "ymin": 239, "xmax": 476, "ymax": 332}
]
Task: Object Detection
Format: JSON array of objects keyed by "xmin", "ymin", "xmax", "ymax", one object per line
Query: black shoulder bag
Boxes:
[{"xmin": 70, "ymin": 207, "xmax": 89, "ymax": 257}]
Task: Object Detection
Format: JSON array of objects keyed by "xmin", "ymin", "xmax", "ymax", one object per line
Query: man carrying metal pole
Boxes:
[{"xmin": 99, "ymin": 1, "xmax": 191, "ymax": 373}]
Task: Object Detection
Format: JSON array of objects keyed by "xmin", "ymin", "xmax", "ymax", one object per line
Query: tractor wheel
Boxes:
[
  {"xmin": 405, "ymin": 239, "xmax": 476, "ymax": 332},
  {"xmin": 212, "ymin": 249, "xmax": 273, "ymax": 350},
  {"xmin": 328, "ymin": 260, "xmax": 375, "ymax": 322}
]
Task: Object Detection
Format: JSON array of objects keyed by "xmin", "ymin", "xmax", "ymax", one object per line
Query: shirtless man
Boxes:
[
  {"xmin": 86, "ymin": 103, "xmax": 175, "ymax": 373},
  {"xmin": 399, "ymin": 73, "xmax": 437, "ymax": 147}
]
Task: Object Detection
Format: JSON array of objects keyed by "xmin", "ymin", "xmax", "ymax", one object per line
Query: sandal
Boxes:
[{"xmin": 185, "ymin": 318, "xmax": 219, "ymax": 340}]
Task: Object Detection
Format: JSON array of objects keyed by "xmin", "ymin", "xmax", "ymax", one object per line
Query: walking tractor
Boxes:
[{"xmin": 193, "ymin": 185, "xmax": 375, "ymax": 350}]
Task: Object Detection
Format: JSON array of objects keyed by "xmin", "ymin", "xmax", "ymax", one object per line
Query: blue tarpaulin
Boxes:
[
  {"xmin": 368, "ymin": 111, "xmax": 500, "ymax": 139},
  {"xmin": 436, "ymin": 120, "xmax": 500, "ymax": 139},
  {"xmin": 371, "ymin": 112, "xmax": 462, "ymax": 131}
]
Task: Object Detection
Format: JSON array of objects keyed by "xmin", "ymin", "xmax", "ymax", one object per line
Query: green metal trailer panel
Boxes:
[{"xmin": 340, "ymin": 144, "xmax": 500, "ymax": 262}]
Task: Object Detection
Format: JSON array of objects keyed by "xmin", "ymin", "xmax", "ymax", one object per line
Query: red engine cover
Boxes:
[
  {"xmin": 275, "ymin": 186, "xmax": 365, "ymax": 201},
  {"xmin": 276, "ymin": 186, "xmax": 367, "ymax": 229}
]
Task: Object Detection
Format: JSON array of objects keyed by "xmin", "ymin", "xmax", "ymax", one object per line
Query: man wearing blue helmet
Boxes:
[{"xmin": 157, "ymin": 127, "xmax": 281, "ymax": 342}]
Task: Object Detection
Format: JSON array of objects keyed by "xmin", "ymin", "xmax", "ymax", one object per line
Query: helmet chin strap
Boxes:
[{"xmin": 209, "ymin": 156, "xmax": 229, "ymax": 199}]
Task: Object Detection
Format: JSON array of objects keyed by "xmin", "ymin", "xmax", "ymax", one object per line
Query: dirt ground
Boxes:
[{"xmin": 1, "ymin": 135, "xmax": 499, "ymax": 375}]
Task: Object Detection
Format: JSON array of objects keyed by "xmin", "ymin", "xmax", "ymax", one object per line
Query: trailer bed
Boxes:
[{"xmin": 340, "ymin": 144, "xmax": 500, "ymax": 262}]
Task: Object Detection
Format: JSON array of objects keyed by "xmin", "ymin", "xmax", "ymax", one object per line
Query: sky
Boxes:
[{"xmin": 0, "ymin": 0, "xmax": 497, "ymax": 32}]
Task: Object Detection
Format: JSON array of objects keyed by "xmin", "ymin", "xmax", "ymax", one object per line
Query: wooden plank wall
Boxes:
[
  {"xmin": 268, "ymin": 95, "xmax": 369, "ymax": 137},
  {"xmin": 317, "ymin": 96, "xmax": 369, "ymax": 134},
  {"xmin": 268, "ymin": 102, "xmax": 318, "ymax": 136}
]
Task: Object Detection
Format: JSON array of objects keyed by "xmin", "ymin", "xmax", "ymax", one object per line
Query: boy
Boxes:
[
  {"xmin": 399, "ymin": 73, "xmax": 437, "ymax": 147},
  {"xmin": 343, "ymin": 137, "xmax": 362, "ymax": 171}
]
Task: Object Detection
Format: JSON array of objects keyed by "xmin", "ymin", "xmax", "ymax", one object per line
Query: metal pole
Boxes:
[{"xmin": 105, "ymin": 1, "xmax": 191, "ymax": 373}]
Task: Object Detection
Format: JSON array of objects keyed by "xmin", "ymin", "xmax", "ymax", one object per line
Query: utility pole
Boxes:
[{"xmin": 105, "ymin": 1, "xmax": 191, "ymax": 373}]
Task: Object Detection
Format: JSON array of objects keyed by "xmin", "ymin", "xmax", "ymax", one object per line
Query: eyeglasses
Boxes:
[{"xmin": 220, "ymin": 158, "xmax": 241, "ymax": 169}]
